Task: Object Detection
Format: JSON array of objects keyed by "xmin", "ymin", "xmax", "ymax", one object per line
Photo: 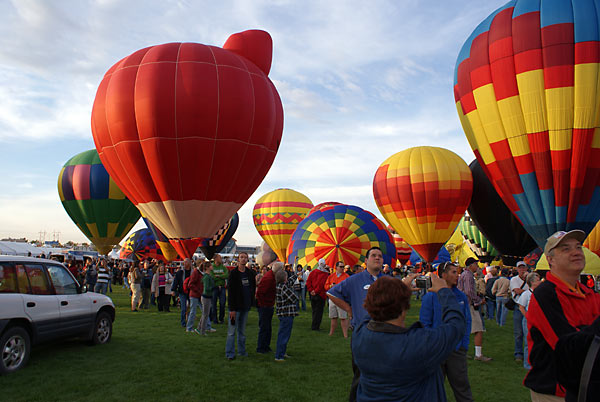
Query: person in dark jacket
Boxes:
[
  {"xmin": 225, "ymin": 252, "xmax": 256, "ymax": 360},
  {"xmin": 171, "ymin": 258, "xmax": 193, "ymax": 327},
  {"xmin": 306, "ymin": 258, "xmax": 329, "ymax": 330},
  {"xmin": 353, "ymin": 275, "xmax": 465, "ymax": 402}
]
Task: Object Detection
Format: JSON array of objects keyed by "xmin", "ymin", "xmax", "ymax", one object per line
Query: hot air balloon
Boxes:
[
  {"xmin": 585, "ymin": 221, "xmax": 600, "ymax": 257},
  {"xmin": 373, "ymin": 146, "xmax": 473, "ymax": 263},
  {"xmin": 467, "ymin": 159, "xmax": 537, "ymax": 264},
  {"xmin": 409, "ymin": 247, "xmax": 451, "ymax": 266},
  {"xmin": 119, "ymin": 228, "xmax": 166, "ymax": 261},
  {"xmin": 58, "ymin": 149, "xmax": 141, "ymax": 255},
  {"xmin": 253, "ymin": 188, "xmax": 313, "ymax": 262},
  {"xmin": 256, "ymin": 241, "xmax": 277, "ymax": 267},
  {"xmin": 455, "ymin": 1, "xmax": 600, "ymax": 248},
  {"xmin": 199, "ymin": 213, "xmax": 239, "ymax": 260},
  {"xmin": 286, "ymin": 204, "xmax": 396, "ymax": 268},
  {"xmin": 91, "ymin": 30, "xmax": 283, "ymax": 259},
  {"xmin": 307, "ymin": 202, "xmax": 342, "ymax": 216},
  {"xmin": 387, "ymin": 225, "xmax": 413, "ymax": 266},
  {"xmin": 459, "ymin": 215, "xmax": 498, "ymax": 261},
  {"xmin": 142, "ymin": 215, "xmax": 179, "ymax": 262}
]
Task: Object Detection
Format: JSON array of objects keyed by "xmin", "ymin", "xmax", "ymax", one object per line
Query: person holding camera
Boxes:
[
  {"xmin": 352, "ymin": 274, "xmax": 465, "ymax": 401},
  {"xmin": 420, "ymin": 262, "xmax": 473, "ymax": 402},
  {"xmin": 458, "ymin": 257, "xmax": 492, "ymax": 362}
]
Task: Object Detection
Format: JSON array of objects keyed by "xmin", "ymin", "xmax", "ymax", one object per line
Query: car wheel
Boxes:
[
  {"xmin": 0, "ymin": 326, "xmax": 30, "ymax": 375},
  {"xmin": 91, "ymin": 312, "xmax": 112, "ymax": 345}
]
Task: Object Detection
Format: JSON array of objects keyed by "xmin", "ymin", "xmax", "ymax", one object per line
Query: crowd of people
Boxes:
[{"xmin": 59, "ymin": 230, "xmax": 600, "ymax": 401}]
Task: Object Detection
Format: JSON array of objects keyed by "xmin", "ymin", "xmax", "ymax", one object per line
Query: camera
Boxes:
[{"xmin": 415, "ymin": 275, "xmax": 432, "ymax": 289}]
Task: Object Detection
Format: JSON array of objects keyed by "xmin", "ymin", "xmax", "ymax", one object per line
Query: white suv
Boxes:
[{"xmin": 0, "ymin": 256, "xmax": 115, "ymax": 374}]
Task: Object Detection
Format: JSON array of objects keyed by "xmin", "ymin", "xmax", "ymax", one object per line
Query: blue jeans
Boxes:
[
  {"xmin": 226, "ymin": 310, "xmax": 249, "ymax": 358},
  {"xmin": 186, "ymin": 297, "xmax": 201, "ymax": 331},
  {"xmin": 496, "ymin": 296, "xmax": 508, "ymax": 326},
  {"xmin": 211, "ymin": 286, "xmax": 227, "ymax": 323},
  {"xmin": 94, "ymin": 282, "xmax": 108, "ymax": 294},
  {"xmin": 257, "ymin": 306, "xmax": 274, "ymax": 352},
  {"xmin": 275, "ymin": 316, "xmax": 294, "ymax": 359},
  {"xmin": 486, "ymin": 299, "xmax": 496, "ymax": 320},
  {"xmin": 300, "ymin": 287, "xmax": 307, "ymax": 310},
  {"xmin": 523, "ymin": 317, "xmax": 531, "ymax": 369},
  {"xmin": 179, "ymin": 293, "xmax": 189, "ymax": 327},
  {"xmin": 513, "ymin": 307, "xmax": 525, "ymax": 358}
]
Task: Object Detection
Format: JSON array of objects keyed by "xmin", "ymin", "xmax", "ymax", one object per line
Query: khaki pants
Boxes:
[
  {"xmin": 530, "ymin": 390, "xmax": 565, "ymax": 402},
  {"xmin": 131, "ymin": 283, "xmax": 141, "ymax": 310}
]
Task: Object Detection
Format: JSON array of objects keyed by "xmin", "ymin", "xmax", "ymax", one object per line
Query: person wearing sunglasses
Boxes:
[{"xmin": 420, "ymin": 262, "xmax": 473, "ymax": 402}]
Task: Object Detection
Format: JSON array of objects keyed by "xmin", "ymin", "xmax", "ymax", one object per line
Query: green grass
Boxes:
[{"xmin": 1, "ymin": 287, "xmax": 530, "ymax": 401}]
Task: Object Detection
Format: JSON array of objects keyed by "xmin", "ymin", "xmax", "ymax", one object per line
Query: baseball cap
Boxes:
[
  {"xmin": 543, "ymin": 230, "xmax": 586, "ymax": 255},
  {"xmin": 465, "ymin": 257, "xmax": 479, "ymax": 267},
  {"xmin": 516, "ymin": 261, "xmax": 526, "ymax": 268}
]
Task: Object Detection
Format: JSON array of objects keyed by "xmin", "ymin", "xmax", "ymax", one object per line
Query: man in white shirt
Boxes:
[{"xmin": 510, "ymin": 261, "xmax": 529, "ymax": 362}]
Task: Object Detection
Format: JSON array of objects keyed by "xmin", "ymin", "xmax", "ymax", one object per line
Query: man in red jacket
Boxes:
[
  {"xmin": 306, "ymin": 258, "xmax": 330, "ymax": 330},
  {"xmin": 256, "ymin": 262, "xmax": 283, "ymax": 353}
]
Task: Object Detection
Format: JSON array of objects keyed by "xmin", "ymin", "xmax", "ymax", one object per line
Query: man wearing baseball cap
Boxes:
[{"xmin": 525, "ymin": 230, "xmax": 600, "ymax": 401}]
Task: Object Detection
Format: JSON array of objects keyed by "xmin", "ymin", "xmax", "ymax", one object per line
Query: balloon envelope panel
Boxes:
[
  {"xmin": 455, "ymin": 1, "xmax": 600, "ymax": 247},
  {"xmin": 119, "ymin": 228, "xmax": 165, "ymax": 262},
  {"xmin": 58, "ymin": 149, "xmax": 140, "ymax": 255},
  {"xmin": 200, "ymin": 213, "xmax": 239, "ymax": 260}
]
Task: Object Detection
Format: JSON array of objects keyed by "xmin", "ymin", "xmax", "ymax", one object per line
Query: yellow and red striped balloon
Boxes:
[
  {"xmin": 373, "ymin": 147, "xmax": 473, "ymax": 263},
  {"xmin": 584, "ymin": 221, "xmax": 600, "ymax": 257},
  {"xmin": 252, "ymin": 188, "xmax": 313, "ymax": 262}
]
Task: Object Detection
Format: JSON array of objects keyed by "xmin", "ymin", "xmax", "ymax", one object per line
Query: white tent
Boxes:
[{"xmin": 0, "ymin": 241, "xmax": 44, "ymax": 256}]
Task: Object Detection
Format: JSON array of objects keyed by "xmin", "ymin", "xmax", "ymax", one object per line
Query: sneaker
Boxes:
[
  {"xmin": 274, "ymin": 358, "xmax": 285, "ymax": 362},
  {"xmin": 208, "ymin": 328, "xmax": 217, "ymax": 333},
  {"xmin": 194, "ymin": 329, "xmax": 202, "ymax": 335},
  {"xmin": 475, "ymin": 355, "xmax": 492, "ymax": 362},
  {"xmin": 284, "ymin": 354, "xmax": 291, "ymax": 358}
]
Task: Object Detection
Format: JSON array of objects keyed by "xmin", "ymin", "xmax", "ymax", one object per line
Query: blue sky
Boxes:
[{"xmin": 0, "ymin": 0, "xmax": 501, "ymax": 247}]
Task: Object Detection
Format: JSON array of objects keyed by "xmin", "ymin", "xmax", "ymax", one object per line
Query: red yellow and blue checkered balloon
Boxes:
[
  {"xmin": 58, "ymin": 149, "xmax": 140, "ymax": 255},
  {"xmin": 119, "ymin": 228, "xmax": 166, "ymax": 262},
  {"xmin": 455, "ymin": 0, "xmax": 600, "ymax": 248},
  {"xmin": 286, "ymin": 204, "xmax": 397, "ymax": 268},
  {"xmin": 373, "ymin": 147, "xmax": 473, "ymax": 263}
]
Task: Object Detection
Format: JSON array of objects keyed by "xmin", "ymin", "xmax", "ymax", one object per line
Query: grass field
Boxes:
[{"xmin": 1, "ymin": 287, "xmax": 531, "ymax": 401}]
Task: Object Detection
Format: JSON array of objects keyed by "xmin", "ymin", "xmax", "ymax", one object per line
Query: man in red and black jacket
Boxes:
[
  {"xmin": 525, "ymin": 230, "xmax": 600, "ymax": 401},
  {"xmin": 255, "ymin": 263, "xmax": 283, "ymax": 353},
  {"xmin": 306, "ymin": 258, "xmax": 330, "ymax": 331}
]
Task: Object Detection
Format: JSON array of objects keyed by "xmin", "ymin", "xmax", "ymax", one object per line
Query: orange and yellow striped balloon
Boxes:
[
  {"xmin": 253, "ymin": 188, "xmax": 313, "ymax": 262},
  {"xmin": 584, "ymin": 220, "xmax": 600, "ymax": 257},
  {"xmin": 373, "ymin": 147, "xmax": 473, "ymax": 263}
]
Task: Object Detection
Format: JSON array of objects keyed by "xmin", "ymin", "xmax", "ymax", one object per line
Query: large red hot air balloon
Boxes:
[{"xmin": 91, "ymin": 30, "xmax": 283, "ymax": 258}]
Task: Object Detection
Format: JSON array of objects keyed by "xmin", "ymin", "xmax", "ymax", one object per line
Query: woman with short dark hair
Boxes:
[{"xmin": 352, "ymin": 275, "xmax": 465, "ymax": 401}]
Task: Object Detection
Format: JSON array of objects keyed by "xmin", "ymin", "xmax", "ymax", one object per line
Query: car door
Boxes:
[
  {"xmin": 0, "ymin": 262, "xmax": 25, "ymax": 320},
  {"xmin": 45, "ymin": 264, "xmax": 93, "ymax": 336},
  {"xmin": 16, "ymin": 262, "xmax": 61, "ymax": 343}
]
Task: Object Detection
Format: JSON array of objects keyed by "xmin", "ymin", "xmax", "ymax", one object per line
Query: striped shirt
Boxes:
[
  {"xmin": 457, "ymin": 269, "xmax": 481, "ymax": 306},
  {"xmin": 97, "ymin": 266, "xmax": 111, "ymax": 284}
]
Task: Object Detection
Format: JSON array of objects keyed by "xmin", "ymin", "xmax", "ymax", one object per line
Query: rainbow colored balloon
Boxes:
[
  {"xmin": 142, "ymin": 215, "xmax": 179, "ymax": 262},
  {"xmin": 119, "ymin": 228, "xmax": 165, "ymax": 262},
  {"xmin": 373, "ymin": 146, "xmax": 473, "ymax": 263},
  {"xmin": 253, "ymin": 188, "xmax": 313, "ymax": 262},
  {"xmin": 454, "ymin": 0, "xmax": 600, "ymax": 247},
  {"xmin": 286, "ymin": 204, "xmax": 396, "ymax": 268},
  {"xmin": 58, "ymin": 149, "xmax": 140, "ymax": 255},
  {"xmin": 387, "ymin": 225, "xmax": 413, "ymax": 266}
]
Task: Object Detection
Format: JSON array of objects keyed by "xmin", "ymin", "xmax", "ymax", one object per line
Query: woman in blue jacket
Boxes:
[
  {"xmin": 352, "ymin": 274, "xmax": 465, "ymax": 401},
  {"xmin": 420, "ymin": 262, "xmax": 473, "ymax": 402}
]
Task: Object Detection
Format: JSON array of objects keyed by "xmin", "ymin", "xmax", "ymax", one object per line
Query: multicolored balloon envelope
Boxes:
[
  {"xmin": 253, "ymin": 188, "xmax": 313, "ymax": 262},
  {"xmin": 459, "ymin": 215, "xmax": 498, "ymax": 261},
  {"xmin": 387, "ymin": 225, "xmax": 413, "ymax": 266},
  {"xmin": 409, "ymin": 247, "xmax": 451, "ymax": 266},
  {"xmin": 584, "ymin": 220, "xmax": 600, "ymax": 257},
  {"xmin": 199, "ymin": 213, "xmax": 239, "ymax": 260},
  {"xmin": 307, "ymin": 202, "xmax": 341, "ymax": 216},
  {"xmin": 91, "ymin": 30, "xmax": 283, "ymax": 259},
  {"xmin": 142, "ymin": 215, "xmax": 179, "ymax": 262},
  {"xmin": 58, "ymin": 149, "xmax": 141, "ymax": 255},
  {"xmin": 373, "ymin": 146, "xmax": 473, "ymax": 263},
  {"xmin": 286, "ymin": 204, "xmax": 396, "ymax": 268},
  {"xmin": 119, "ymin": 228, "xmax": 165, "ymax": 262},
  {"xmin": 467, "ymin": 159, "xmax": 537, "ymax": 262},
  {"xmin": 455, "ymin": 1, "xmax": 600, "ymax": 247}
]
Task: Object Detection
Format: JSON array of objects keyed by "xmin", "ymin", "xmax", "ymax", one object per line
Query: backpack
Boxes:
[{"xmin": 183, "ymin": 276, "xmax": 191, "ymax": 294}]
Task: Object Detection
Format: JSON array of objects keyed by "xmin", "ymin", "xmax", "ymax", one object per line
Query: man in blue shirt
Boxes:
[
  {"xmin": 328, "ymin": 247, "xmax": 416, "ymax": 402},
  {"xmin": 420, "ymin": 262, "xmax": 473, "ymax": 402}
]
